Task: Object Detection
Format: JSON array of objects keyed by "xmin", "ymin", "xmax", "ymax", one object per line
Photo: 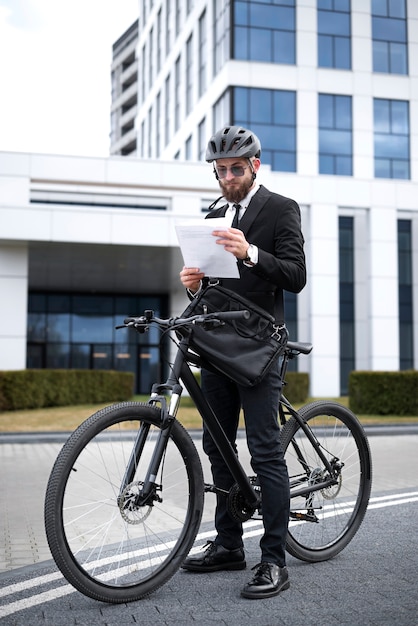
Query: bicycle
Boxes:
[{"xmin": 44, "ymin": 308, "xmax": 372, "ymax": 604}]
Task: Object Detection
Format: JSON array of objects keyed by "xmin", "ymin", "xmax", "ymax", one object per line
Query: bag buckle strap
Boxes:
[{"xmin": 271, "ymin": 323, "xmax": 286, "ymax": 341}]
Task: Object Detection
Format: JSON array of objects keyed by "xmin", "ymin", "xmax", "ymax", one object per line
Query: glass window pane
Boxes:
[
  {"xmin": 334, "ymin": 0, "xmax": 350, "ymax": 10},
  {"xmin": 114, "ymin": 296, "xmax": 140, "ymax": 315},
  {"xmin": 250, "ymin": 90, "xmax": 272, "ymax": 123},
  {"xmin": 336, "ymin": 96, "xmax": 352, "ymax": 129},
  {"xmin": 273, "ymin": 30, "xmax": 295, "ymax": 64},
  {"xmin": 48, "ymin": 294, "xmax": 70, "ymax": 312},
  {"xmin": 318, "ymin": 11, "xmax": 350, "ymax": 36},
  {"xmin": 392, "ymin": 159, "xmax": 409, "ymax": 179},
  {"xmin": 47, "ymin": 313, "xmax": 70, "ymax": 342},
  {"xmin": 273, "ymin": 151, "xmax": 296, "ymax": 172},
  {"xmin": 372, "ymin": 0, "xmax": 387, "ymax": 16},
  {"xmin": 27, "ymin": 312, "xmax": 46, "ymax": 341},
  {"xmin": 262, "ymin": 149, "xmax": 273, "ymax": 168},
  {"xmin": 250, "ymin": 29, "xmax": 272, "ymax": 62},
  {"xmin": 373, "ymin": 17, "xmax": 406, "ymax": 43},
  {"xmin": 28, "ymin": 293, "xmax": 46, "ymax": 313},
  {"xmin": 250, "ymin": 5, "xmax": 294, "ymax": 30},
  {"xmin": 374, "ymin": 99, "xmax": 390, "ymax": 132},
  {"xmin": 375, "ymin": 157, "xmax": 391, "ymax": 177},
  {"xmin": 391, "ymin": 100, "xmax": 409, "ymax": 133},
  {"xmin": 46, "ymin": 344, "xmax": 70, "ymax": 369},
  {"xmin": 319, "ymin": 154, "xmax": 334, "ymax": 174},
  {"xmin": 373, "ymin": 40, "xmax": 389, "ymax": 72},
  {"xmin": 261, "ymin": 125, "xmax": 295, "ymax": 151},
  {"xmin": 390, "ymin": 42, "xmax": 407, "ymax": 74},
  {"xmin": 27, "ymin": 344, "xmax": 43, "ymax": 369},
  {"xmin": 234, "ymin": 1, "xmax": 248, "ymax": 25},
  {"xmin": 71, "ymin": 344, "xmax": 90, "ymax": 369},
  {"xmin": 234, "ymin": 87, "xmax": 248, "ymax": 121},
  {"xmin": 72, "ymin": 295, "xmax": 113, "ymax": 314},
  {"xmin": 273, "ymin": 91, "xmax": 295, "ymax": 124},
  {"xmin": 319, "ymin": 95, "xmax": 333, "ymax": 128},
  {"xmin": 234, "ymin": 26, "xmax": 248, "ymax": 59},
  {"xmin": 114, "ymin": 344, "xmax": 137, "ymax": 373},
  {"xmin": 389, "ymin": 0, "xmax": 406, "ymax": 19},
  {"xmin": 335, "ymin": 36, "xmax": 351, "ymax": 69},
  {"xmin": 72, "ymin": 314, "xmax": 113, "ymax": 343},
  {"xmin": 320, "ymin": 129, "xmax": 352, "ymax": 155},
  {"xmin": 92, "ymin": 344, "xmax": 113, "ymax": 370},
  {"xmin": 336, "ymin": 155, "xmax": 352, "ymax": 175},
  {"xmin": 139, "ymin": 347, "xmax": 160, "ymax": 396},
  {"xmin": 377, "ymin": 134, "xmax": 409, "ymax": 158},
  {"xmin": 114, "ymin": 322, "xmax": 136, "ymax": 344},
  {"xmin": 318, "ymin": 35, "xmax": 334, "ymax": 67}
]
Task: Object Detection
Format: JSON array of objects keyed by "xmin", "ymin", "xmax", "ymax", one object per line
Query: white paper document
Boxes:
[{"xmin": 175, "ymin": 218, "xmax": 239, "ymax": 278}]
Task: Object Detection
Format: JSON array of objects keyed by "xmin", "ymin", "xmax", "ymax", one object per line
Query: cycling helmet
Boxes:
[{"xmin": 205, "ymin": 126, "xmax": 261, "ymax": 162}]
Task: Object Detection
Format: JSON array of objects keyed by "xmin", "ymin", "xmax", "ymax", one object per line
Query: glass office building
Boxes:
[
  {"xmin": 1, "ymin": 0, "xmax": 416, "ymax": 398},
  {"xmin": 106, "ymin": 0, "xmax": 417, "ymax": 394}
]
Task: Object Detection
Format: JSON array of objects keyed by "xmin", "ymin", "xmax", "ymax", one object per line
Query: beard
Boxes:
[{"xmin": 219, "ymin": 177, "xmax": 254, "ymax": 204}]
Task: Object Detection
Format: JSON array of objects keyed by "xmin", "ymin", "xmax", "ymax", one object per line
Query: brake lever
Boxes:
[{"xmin": 200, "ymin": 319, "xmax": 224, "ymax": 330}]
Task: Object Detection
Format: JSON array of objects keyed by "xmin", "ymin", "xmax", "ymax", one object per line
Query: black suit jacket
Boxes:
[{"xmin": 205, "ymin": 185, "xmax": 306, "ymax": 323}]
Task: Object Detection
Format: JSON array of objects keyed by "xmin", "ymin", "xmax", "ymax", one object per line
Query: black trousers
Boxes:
[{"xmin": 201, "ymin": 361, "xmax": 290, "ymax": 567}]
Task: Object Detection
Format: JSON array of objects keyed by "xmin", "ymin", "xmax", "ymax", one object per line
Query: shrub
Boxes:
[
  {"xmin": 349, "ymin": 370, "xmax": 418, "ymax": 416},
  {"xmin": 283, "ymin": 372, "xmax": 310, "ymax": 404},
  {"xmin": 188, "ymin": 369, "xmax": 309, "ymax": 406},
  {"xmin": 0, "ymin": 369, "xmax": 134, "ymax": 411}
]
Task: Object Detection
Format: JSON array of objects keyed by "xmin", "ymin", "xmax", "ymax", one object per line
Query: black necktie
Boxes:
[{"xmin": 231, "ymin": 203, "xmax": 241, "ymax": 229}]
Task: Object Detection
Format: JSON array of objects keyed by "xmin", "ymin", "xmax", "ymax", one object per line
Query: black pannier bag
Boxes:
[{"xmin": 177, "ymin": 284, "xmax": 288, "ymax": 387}]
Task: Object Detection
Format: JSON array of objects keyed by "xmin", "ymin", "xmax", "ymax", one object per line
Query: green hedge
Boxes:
[
  {"xmin": 282, "ymin": 372, "xmax": 310, "ymax": 404},
  {"xmin": 349, "ymin": 370, "xmax": 418, "ymax": 416},
  {"xmin": 189, "ymin": 369, "xmax": 309, "ymax": 405},
  {"xmin": 0, "ymin": 370, "xmax": 134, "ymax": 411}
]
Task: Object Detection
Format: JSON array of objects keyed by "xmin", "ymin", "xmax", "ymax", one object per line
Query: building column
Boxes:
[
  {"xmin": 367, "ymin": 205, "xmax": 399, "ymax": 370},
  {"xmin": 306, "ymin": 203, "xmax": 340, "ymax": 397},
  {"xmin": 0, "ymin": 244, "xmax": 28, "ymax": 370}
]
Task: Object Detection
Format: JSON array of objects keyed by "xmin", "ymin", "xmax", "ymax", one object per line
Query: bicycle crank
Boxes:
[{"xmin": 227, "ymin": 478, "xmax": 261, "ymax": 522}]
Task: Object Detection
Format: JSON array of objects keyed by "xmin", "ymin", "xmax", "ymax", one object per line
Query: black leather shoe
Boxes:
[
  {"xmin": 182, "ymin": 541, "xmax": 246, "ymax": 572},
  {"xmin": 241, "ymin": 562, "xmax": 289, "ymax": 599}
]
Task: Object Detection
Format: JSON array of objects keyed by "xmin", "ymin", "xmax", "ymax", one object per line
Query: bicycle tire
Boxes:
[
  {"xmin": 280, "ymin": 400, "xmax": 372, "ymax": 562},
  {"xmin": 44, "ymin": 402, "xmax": 204, "ymax": 603}
]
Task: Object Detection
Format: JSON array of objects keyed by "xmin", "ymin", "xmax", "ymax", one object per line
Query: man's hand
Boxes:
[
  {"xmin": 180, "ymin": 266, "xmax": 205, "ymax": 293},
  {"xmin": 213, "ymin": 228, "xmax": 250, "ymax": 260}
]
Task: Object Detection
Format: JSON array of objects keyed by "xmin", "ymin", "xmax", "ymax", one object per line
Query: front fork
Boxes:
[{"xmin": 118, "ymin": 386, "xmax": 182, "ymax": 508}]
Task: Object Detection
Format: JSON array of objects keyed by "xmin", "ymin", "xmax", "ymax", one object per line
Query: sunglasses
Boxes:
[{"xmin": 215, "ymin": 165, "xmax": 248, "ymax": 179}]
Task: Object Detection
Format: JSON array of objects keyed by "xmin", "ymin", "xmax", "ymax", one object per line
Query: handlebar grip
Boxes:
[
  {"xmin": 216, "ymin": 310, "xmax": 250, "ymax": 321},
  {"xmin": 123, "ymin": 316, "xmax": 147, "ymax": 327}
]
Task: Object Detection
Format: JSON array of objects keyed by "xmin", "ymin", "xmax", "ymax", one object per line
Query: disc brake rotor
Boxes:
[{"xmin": 118, "ymin": 481, "xmax": 152, "ymax": 524}]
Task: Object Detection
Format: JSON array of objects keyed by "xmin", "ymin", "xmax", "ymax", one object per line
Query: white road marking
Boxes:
[{"xmin": 0, "ymin": 491, "xmax": 417, "ymax": 619}]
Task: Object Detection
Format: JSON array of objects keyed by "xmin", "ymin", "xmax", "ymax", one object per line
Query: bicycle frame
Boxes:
[{"xmin": 119, "ymin": 331, "xmax": 339, "ymax": 513}]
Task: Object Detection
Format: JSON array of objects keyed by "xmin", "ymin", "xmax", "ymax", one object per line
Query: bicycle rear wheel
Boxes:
[
  {"xmin": 44, "ymin": 402, "xmax": 204, "ymax": 603},
  {"xmin": 280, "ymin": 401, "xmax": 372, "ymax": 562}
]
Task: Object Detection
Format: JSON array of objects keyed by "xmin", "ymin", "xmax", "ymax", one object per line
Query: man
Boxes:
[{"xmin": 179, "ymin": 126, "xmax": 306, "ymax": 599}]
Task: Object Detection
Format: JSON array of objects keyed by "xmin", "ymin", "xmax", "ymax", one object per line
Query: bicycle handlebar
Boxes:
[
  {"xmin": 118, "ymin": 310, "xmax": 312, "ymax": 357},
  {"xmin": 118, "ymin": 308, "xmax": 250, "ymax": 331}
]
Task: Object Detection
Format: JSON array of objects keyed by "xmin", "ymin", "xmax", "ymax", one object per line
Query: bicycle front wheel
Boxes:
[
  {"xmin": 44, "ymin": 402, "xmax": 204, "ymax": 603},
  {"xmin": 280, "ymin": 401, "xmax": 372, "ymax": 562}
]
